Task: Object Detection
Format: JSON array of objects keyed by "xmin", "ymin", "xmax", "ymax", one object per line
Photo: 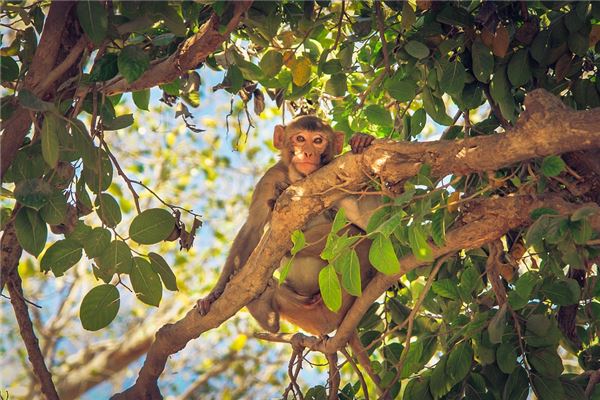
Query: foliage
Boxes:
[{"xmin": 1, "ymin": 1, "xmax": 600, "ymax": 399}]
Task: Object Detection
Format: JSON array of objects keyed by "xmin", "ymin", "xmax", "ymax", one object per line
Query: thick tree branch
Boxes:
[
  {"xmin": 0, "ymin": 1, "xmax": 78, "ymax": 179},
  {"xmin": 1, "ymin": 219, "xmax": 60, "ymax": 400},
  {"xmin": 112, "ymin": 89, "xmax": 600, "ymax": 399},
  {"xmin": 102, "ymin": 1, "xmax": 252, "ymax": 96}
]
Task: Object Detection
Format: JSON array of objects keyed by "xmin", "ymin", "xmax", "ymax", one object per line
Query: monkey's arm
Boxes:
[
  {"xmin": 336, "ymin": 194, "xmax": 382, "ymax": 232},
  {"xmin": 197, "ymin": 164, "xmax": 288, "ymax": 315}
]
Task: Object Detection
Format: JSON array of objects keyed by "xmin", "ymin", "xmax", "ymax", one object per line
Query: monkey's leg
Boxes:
[{"xmin": 246, "ymin": 278, "xmax": 281, "ymax": 333}]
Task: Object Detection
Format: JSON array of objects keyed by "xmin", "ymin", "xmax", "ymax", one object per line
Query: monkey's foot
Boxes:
[{"xmin": 196, "ymin": 290, "xmax": 222, "ymax": 315}]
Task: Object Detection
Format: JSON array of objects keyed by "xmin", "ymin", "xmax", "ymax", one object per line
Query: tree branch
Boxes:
[
  {"xmin": 1, "ymin": 219, "xmax": 60, "ymax": 400},
  {"xmin": 102, "ymin": 1, "xmax": 252, "ymax": 96},
  {"xmin": 112, "ymin": 89, "xmax": 600, "ymax": 399},
  {"xmin": 0, "ymin": 1, "xmax": 77, "ymax": 179}
]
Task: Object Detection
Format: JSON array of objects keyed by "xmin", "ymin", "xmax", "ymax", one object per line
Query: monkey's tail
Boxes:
[{"xmin": 348, "ymin": 333, "xmax": 391, "ymax": 399}]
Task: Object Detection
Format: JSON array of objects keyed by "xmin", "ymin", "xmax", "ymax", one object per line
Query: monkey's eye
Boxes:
[
  {"xmin": 314, "ymin": 137, "xmax": 323, "ymax": 144},
  {"xmin": 296, "ymin": 135, "xmax": 305, "ymax": 142}
]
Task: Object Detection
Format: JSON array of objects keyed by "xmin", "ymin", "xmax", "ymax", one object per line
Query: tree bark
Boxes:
[
  {"xmin": 112, "ymin": 89, "xmax": 600, "ymax": 399},
  {"xmin": 1, "ymin": 219, "xmax": 60, "ymax": 400}
]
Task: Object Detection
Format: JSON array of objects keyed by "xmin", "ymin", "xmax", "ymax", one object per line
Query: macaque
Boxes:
[{"xmin": 197, "ymin": 115, "xmax": 378, "ymax": 336}]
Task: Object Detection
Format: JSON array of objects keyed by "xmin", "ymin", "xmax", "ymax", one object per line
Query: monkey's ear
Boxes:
[
  {"xmin": 334, "ymin": 131, "xmax": 345, "ymax": 155},
  {"xmin": 273, "ymin": 125, "xmax": 286, "ymax": 149}
]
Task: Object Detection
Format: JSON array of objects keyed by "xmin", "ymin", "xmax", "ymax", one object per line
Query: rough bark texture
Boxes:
[
  {"xmin": 0, "ymin": 1, "xmax": 79, "ymax": 179},
  {"xmin": 112, "ymin": 90, "xmax": 600, "ymax": 399}
]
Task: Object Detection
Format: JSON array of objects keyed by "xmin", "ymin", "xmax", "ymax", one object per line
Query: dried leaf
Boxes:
[{"xmin": 492, "ymin": 25, "xmax": 510, "ymax": 58}]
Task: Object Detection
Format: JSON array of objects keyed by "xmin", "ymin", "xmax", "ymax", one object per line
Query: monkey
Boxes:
[
  {"xmin": 197, "ymin": 115, "xmax": 377, "ymax": 323},
  {"xmin": 196, "ymin": 115, "xmax": 386, "ymax": 394}
]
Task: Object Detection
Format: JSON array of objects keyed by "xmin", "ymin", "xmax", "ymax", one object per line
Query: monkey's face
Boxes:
[{"xmin": 289, "ymin": 130, "xmax": 329, "ymax": 176}]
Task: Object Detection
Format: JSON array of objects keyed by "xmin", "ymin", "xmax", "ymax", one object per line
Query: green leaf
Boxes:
[
  {"xmin": 432, "ymin": 278, "xmax": 459, "ymax": 300},
  {"xmin": 18, "ymin": 89, "xmax": 55, "ymax": 111},
  {"xmin": 513, "ymin": 271, "xmax": 538, "ymax": 300},
  {"xmin": 82, "ymin": 149, "xmax": 113, "ymax": 193},
  {"xmin": 507, "ymin": 49, "xmax": 531, "ymax": 87},
  {"xmin": 529, "ymin": 348, "xmax": 564, "ymax": 378},
  {"xmin": 503, "ymin": 367, "xmax": 529, "ymax": 400},
  {"xmin": 409, "ymin": 224, "xmax": 433, "ymax": 261},
  {"xmin": 431, "ymin": 208, "xmax": 446, "ymax": 246},
  {"xmin": 404, "ymin": 377, "xmax": 433, "ymax": 400},
  {"xmin": 530, "ymin": 30, "xmax": 551, "ymax": 65},
  {"xmin": 331, "ymin": 208, "xmax": 347, "ymax": 234},
  {"xmin": 410, "ymin": 108, "xmax": 426, "ymax": 136},
  {"xmin": 149, "ymin": 252, "xmax": 178, "ymax": 291},
  {"xmin": 541, "ymin": 155, "xmax": 566, "ymax": 177},
  {"xmin": 237, "ymin": 59, "xmax": 264, "ymax": 81},
  {"xmin": 103, "ymin": 114, "xmax": 134, "ymax": 131},
  {"xmin": 15, "ymin": 207, "xmax": 47, "ymax": 257},
  {"xmin": 70, "ymin": 119, "xmax": 97, "ymax": 166},
  {"xmin": 129, "ymin": 208, "xmax": 176, "ymax": 245},
  {"xmin": 368, "ymin": 234, "xmax": 401, "ymax": 275},
  {"xmin": 460, "ymin": 266, "xmax": 481, "ymax": 295},
  {"xmin": 80, "ymin": 284, "xmax": 120, "ymax": 331},
  {"xmin": 259, "ymin": 50, "xmax": 283, "ymax": 78},
  {"xmin": 384, "ymin": 77, "xmax": 417, "ymax": 102},
  {"xmin": 440, "ymin": 60, "xmax": 466, "ymax": 95},
  {"xmin": 95, "ymin": 193, "xmax": 122, "ymax": 228},
  {"xmin": 364, "ymin": 104, "xmax": 393, "ymax": 128},
  {"xmin": 83, "ymin": 227, "xmax": 111, "ymax": 258},
  {"xmin": 40, "ymin": 239, "xmax": 82, "ymax": 276},
  {"xmin": 321, "ymin": 59, "xmax": 342, "ymax": 75},
  {"xmin": 131, "ymin": 257, "xmax": 162, "ymax": 307},
  {"xmin": 422, "ymin": 87, "xmax": 453, "ymax": 125},
  {"xmin": 496, "ymin": 343, "xmax": 517, "ymax": 374},
  {"xmin": 532, "ymin": 376, "xmax": 565, "ymax": 400},
  {"xmin": 77, "ymin": 0, "xmax": 108, "ymax": 45},
  {"xmin": 278, "ymin": 255, "xmax": 295, "ymax": 285},
  {"xmin": 132, "ymin": 89, "xmax": 150, "ymax": 111},
  {"xmin": 527, "ymin": 314, "xmax": 552, "ymax": 336},
  {"xmin": 89, "ymin": 53, "xmax": 118, "ymax": 82},
  {"xmin": 472, "ymin": 39, "xmax": 494, "ymax": 83},
  {"xmin": 290, "ymin": 230, "xmax": 306, "ymax": 256},
  {"xmin": 319, "ymin": 264, "xmax": 342, "ymax": 312},
  {"xmin": 39, "ymin": 192, "xmax": 67, "ymax": 225},
  {"xmin": 405, "ymin": 40, "xmax": 430, "ymax": 59},
  {"xmin": 41, "ymin": 113, "xmax": 62, "ymax": 168},
  {"xmin": 542, "ymin": 279, "xmax": 580, "ymax": 306},
  {"xmin": 14, "ymin": 178, "xmax": 53, "ymax": 210},
  {"xmin": 446, "ymin": 341, "xmax": 473, "ymax": 383},
  {"xmin": 225, "ymin": 65, "xmax": 243, "ymax": 93},
  {"xmin": 571, "ymin": 205, "xmax": 599, "ymax": 221},
  {"xmin": 1, "ymin": 56, "xmax": 19, "ymax": 81},
  {"xmin": 341, "ymin": 249, "xmax": 362, "ymax": 296},
  {"xmin": 430, "ymin": 356, "xmax": 452, "ymax": 399},
  {"xmin": 488, "ymin": 304, "xmax": 507, "ymax": 344},
  {"xmin": 324, "ymin": 73, "xmax": 347, "ymax": 97},
  {"xmin": 95, "ymin": 240, "xmax": 133, "ymax": 282},
  {"xmin": 118, "ymin": 46, "xmax": 149, "ymax": 83}
]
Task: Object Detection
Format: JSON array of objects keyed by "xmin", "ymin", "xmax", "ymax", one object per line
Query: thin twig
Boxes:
[
  {"xmin": 100, "ymin": 139, "xmax": 142, "ymax": 214},
  {"xmin": 374, "ymin": 2, "xmax": 391, "ymax": 76},
  {"xmin": 332, "ymin": 1, "xmax": 346, "ymax": 51},
  {"xmin": 341, "ymin": 347, "xmax": 370, "ymax": 400},
  {"xmin": 381, "ymin": 254, "xmax": 452, "ymax": 398}
]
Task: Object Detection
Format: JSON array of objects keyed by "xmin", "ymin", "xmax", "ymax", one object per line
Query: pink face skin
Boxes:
[{"xmin": 290, "ymin": 130, "xmax": 329, "ymax": 175}]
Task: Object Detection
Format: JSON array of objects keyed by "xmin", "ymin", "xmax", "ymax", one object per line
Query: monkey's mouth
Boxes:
[{"xmin": 294, "ymin": 162, "xmax": 319, "ymax": 175}]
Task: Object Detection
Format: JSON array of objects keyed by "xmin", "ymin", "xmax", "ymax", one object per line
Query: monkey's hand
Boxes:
[
  {"xmin": 196, "ymin": 289, "xmax": 223, "ymax": 315},
  {"xmin": 267, "ymin": 181, "xmax": 290, "ymax": 210},
  {"xmin": 349, "ymin": 133, "xmax": 375, "ymax": 154}
]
